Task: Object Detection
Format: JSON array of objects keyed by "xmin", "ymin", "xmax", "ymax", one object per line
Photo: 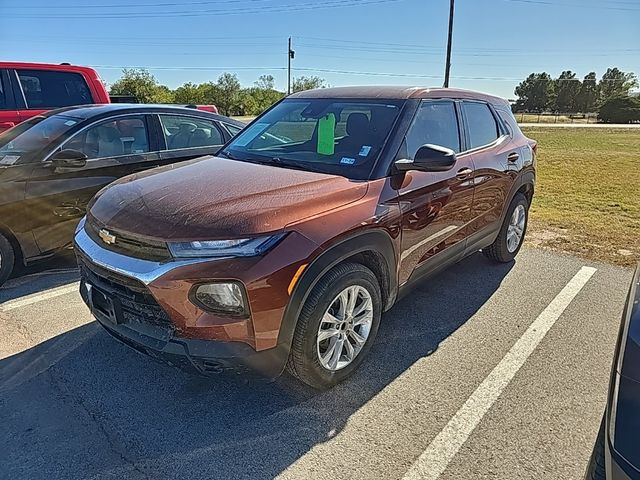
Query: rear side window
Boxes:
[
  {"xmin": 462, "ymin": 102, "xmax": 499, "ymax": 149},
  {"xmin": 159, "ymin": 115, "xmax": 224, "ymax": 150},
  {"xmin": 404, "ymin": 100, "xmax": 461, "ymax": 156},
  {"xmin": 17, "ymin": 69, "xmax": 93, "ymax": 109}
]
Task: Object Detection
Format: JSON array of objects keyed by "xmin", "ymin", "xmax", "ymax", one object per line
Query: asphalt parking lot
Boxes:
[{"xmin": 0, "ymin": 247, "xmax": 633, "ymax": 480}]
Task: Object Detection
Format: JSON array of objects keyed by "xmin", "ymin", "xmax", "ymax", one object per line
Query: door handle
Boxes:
[
  {"xmin": 0, "ymin": 122, "xmax": 16, "ymax": 129},
  {"xmin": 507, "ymin": 152, "xmax": 520, "ymax": 162},
  {"xmin": 456, "ymin": 167, "xmax": 473, "ymax": 179}
]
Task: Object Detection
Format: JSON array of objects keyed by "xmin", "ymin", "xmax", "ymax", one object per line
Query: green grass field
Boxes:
[{"xmin": 522, "ymin": 127, "xmax": 639, "ymax": 266}]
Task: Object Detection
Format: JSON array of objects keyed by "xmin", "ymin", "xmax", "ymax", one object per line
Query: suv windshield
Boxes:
[
  {"xmin": 0, "ymin": 114, "xmax": 80, "ymax": 165},
  {"xmin": 223, "ymin": 98, "xmax": 404, "ymax": 179}
]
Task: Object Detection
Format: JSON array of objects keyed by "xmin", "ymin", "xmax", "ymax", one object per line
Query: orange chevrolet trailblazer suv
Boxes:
[{"xmin": 75, "ymin": 86, "xmax": 536, "ymax": 389}]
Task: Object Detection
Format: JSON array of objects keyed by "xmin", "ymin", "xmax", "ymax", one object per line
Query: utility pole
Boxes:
[
  {"xmin": 443, "ymin": 0, "xmax": 455, "ymax": 88},
  {"xmin": 287, "ymin": 37, "xmax": 295, "ymax": 95}
]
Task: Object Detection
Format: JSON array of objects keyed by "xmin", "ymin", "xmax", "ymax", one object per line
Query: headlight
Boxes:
[
  {"xmin": 190, "ymin": 282, "xmax": 249, "ymax": 317},
  {"xmin": 168, "ymin": 234, "xmax": 285, "ymax": 258}
]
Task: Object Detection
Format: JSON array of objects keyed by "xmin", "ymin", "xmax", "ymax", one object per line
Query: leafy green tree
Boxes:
[
  {"xmin": 153, "ymin": 85, "xmax": 175, "ymax": 104},
  {"xmin": 109, "ymin": 68, "xmax": 167, "ymax": 104},
  {"xmin": 554, "ymin": 71, "xmax": 581, "ymax": 112},
  {"xmin": 598, "ymin": 96, "xmax": 640, "ymax": 123},
  {"xmin": 599, "ymin": 68, "xmax": 638, "ymax": 104},
  {"xmin": 292, "ymin": 76, "xmax": 326, "ymax": 93},
  {"xmin": 173, "ymin": 82, "xmax": 206, "ymax": 104},
  {"xmin": 255, "ymin": 74, "xmax": 276, "ymax": 90},
  {"xmin": 577, "ymin": 72, "xmax": 598, "ymax": 112},
  {"xmin": 514, "ymin": 72, "xmax": 554, "ymax": 112},
  {"xmin": 215, "ymin": 73, "xmax": 242, "ymax": 116}
]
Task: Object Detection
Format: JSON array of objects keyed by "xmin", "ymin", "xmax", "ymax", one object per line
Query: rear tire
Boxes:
[
  {"xmin": 0, "ymin": 233, "xmax": 16, "ymax": 287},
  {"xmin": 483, "ymin": 193, "xmax": 528, "ymax": 263},
  {"xmin": 584, "ymin": 414, "xmax": 606, "ymax": 480},
  {"xmin": 286, "ymin": 262, "xmax": 382, "ymax": 389}
]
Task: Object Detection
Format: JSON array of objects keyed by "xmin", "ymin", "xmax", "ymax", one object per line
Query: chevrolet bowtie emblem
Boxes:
[{"xmin": 98, "ymin": 229, "xmax": 116, "ymax": 245}]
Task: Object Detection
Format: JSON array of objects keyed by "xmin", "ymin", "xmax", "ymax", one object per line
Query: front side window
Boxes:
[
  {"xmin": 404, "ymin": 100, "xmax": 461, "ymax": 157},
  {"xmin": 0, "ymin": 114, "xmax": 80, "ymax": 164},
  {"xmin": 65, "ymin": 115, "xmax": 150, "ymax": 160},
  {"xmin": 462, "ymin": 102, "xmax": 499, "ymax": 149},
  {"xmin": 159, "ymin": 115, "xmax": 224, "ymax": 150},
  {"xmin": 223, "ymin": 99, "xmax": 403, "ymax": 180},
  {"xmin": 17, "ymin": 70, "xmax": 92, "ymax": 109}
]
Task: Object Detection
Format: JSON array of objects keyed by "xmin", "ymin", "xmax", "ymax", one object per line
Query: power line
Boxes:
[
  {"xmin": 503, "ymin": 0, "xmax": 640, "ymax": 11},
  {"xmin": 4, "ymin": 0, "xmax": 405, "ymax": 19}
]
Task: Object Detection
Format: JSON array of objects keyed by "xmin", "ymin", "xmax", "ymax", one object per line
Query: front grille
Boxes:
[
  {"xmin": 85, "ymin": 218, "xmax": 171, "ymax": 262},
  {"xmin": 77, "ymin": 252, "xmax": 175, "ymax": 333}
]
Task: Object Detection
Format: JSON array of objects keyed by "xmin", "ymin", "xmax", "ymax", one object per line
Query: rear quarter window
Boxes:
[{"xmin": 17, "ymin": 69, "xmax": 93, "ymax": 109}]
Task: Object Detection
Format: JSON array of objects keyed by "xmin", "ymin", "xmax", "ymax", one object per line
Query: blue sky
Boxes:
[{"xmin": 1, "ymin": 0, "xmax": 638, "ymax": 99}]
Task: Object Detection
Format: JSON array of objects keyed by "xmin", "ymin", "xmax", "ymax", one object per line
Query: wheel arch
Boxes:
[
  {"xmin": 0, "ymin": 221, "xmax": 23, "ymax": 266},
  {"xmin": 277, "ymin": 229, "xmax": 398, "ymax": 353}
]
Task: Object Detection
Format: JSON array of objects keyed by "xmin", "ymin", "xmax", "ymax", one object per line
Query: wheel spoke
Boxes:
[
  {"xmin": 317, "ymin": 328, "xmax": 340, "ymax": 343},
  {"xmin": 349, "ymin": 329, "xmax": 366, "ymax": 347},
  {"xmin": 351, "ymin": 296, "xmax": 371, "ymax": 319},
  {"xmin": 343, "ymin": 337, "xmax": 355, "ymax": 362},
  {"xmin": 337, "ymin": 290, "xmax": 349, "ymax": 319},
  {"xmin": 346, "ymin": 286, "xmax": 358, "ymax": 316},
  {"xmin": 327, "ymin": 337, "xmax": 344, "ymax": 370},
  {"xmin": 322, "ymin": 312, "xmax": 340, "ymax": 326}
]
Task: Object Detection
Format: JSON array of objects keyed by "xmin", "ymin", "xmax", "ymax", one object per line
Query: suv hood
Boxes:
[{"xmin": 88, "ymin": 156, "xmax": 368, "ymax": 241}]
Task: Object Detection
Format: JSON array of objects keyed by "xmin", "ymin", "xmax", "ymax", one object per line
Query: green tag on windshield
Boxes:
[{"xmin": 317, "ymin": 113, "xmax": 336, "ymax": 155}]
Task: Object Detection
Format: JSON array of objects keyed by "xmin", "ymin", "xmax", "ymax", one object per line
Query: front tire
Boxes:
[
  {"xmin": 584, "ymin": 415, "xmax": 606, "ymax": 480},
  {"xmin": 0, "ymin": 233, "xmax": 16, "ymax": 287},
  {"xmin": 286, "ymin": 262, "xmax": 382, "ymax": 389},
  {"xmin": 483, "ymin": 193, "xmax": 529, "ymax": 263}
]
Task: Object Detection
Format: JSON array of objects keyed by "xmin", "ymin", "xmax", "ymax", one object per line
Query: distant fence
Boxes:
[{"xmin": 515, "ymin": 112, "xmax": 599, "ymax": 124}]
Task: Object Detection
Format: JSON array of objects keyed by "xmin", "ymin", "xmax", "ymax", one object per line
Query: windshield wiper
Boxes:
[{"xmin": 268, "ymin": 157, "xmax": 325, "ymax": 174}]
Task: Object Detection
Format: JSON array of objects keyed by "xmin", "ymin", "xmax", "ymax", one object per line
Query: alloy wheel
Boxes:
[
  {"xmin": 316, "ymin": 285, "xmax": 373, "ymax": 371},
  {"xmin": 506, "ymin": 204, "xmax": 526, "ymax": 253}
]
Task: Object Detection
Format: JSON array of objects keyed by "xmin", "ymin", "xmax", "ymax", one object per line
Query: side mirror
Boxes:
[
  {"xmin": 50, "ymin": 149, "xmax": 88, "ymax": 169},
  {"xmin": 395, "ymin": 144, "xmax": 457, "ymax": 172}
]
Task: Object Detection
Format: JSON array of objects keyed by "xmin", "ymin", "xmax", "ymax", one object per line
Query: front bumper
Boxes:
[{"xmin": 74, "ymin": 220, "xmax": 317, "ymax": 378}]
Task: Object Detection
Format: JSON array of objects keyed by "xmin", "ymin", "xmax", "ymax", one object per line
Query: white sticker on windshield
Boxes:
[
  {"xmin": 340, "ymin": 157, "xmax": 356, "ymax": 165},
  {"xmin": 359, "ymin": 145, "xmax": 372, "ymax": 156},
  {"xmin": 233, "ymin": 122, "xmax": 270, "ymax": 147},
  {"xmin": 0, "ymin": 155, "xmax": 20, "ymax": 166},
  {"xmin": 64, "ymin": 120, "xmax": 77, "ymax": 127}
]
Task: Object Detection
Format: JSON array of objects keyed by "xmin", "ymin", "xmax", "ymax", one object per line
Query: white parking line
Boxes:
[
  {"xmin": 401, "ymin": 265, "xmax": 597, "ymax": 480},
  {"xmin": 1, "ymin": 283, "xmax": 80, "ymax": 312}
]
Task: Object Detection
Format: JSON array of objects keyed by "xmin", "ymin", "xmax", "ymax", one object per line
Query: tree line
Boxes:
[
  {"xmin": 513, "ymin": 67, "xmax": 638, "ymax": 113},
  {"xmin": 108, "ymin": 69, "xmax": 326, "ymax": 116}
]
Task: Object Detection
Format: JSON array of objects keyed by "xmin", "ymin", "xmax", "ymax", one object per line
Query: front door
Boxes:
[
  {"xmin": 25, "ymin": 114, "xmax": 160, "ymax": 254},
  {"xmin": 396, "ymin": 99, "xmax": 475, "ymax": 285}
]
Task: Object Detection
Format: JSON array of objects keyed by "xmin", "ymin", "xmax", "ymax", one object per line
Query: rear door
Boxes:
[
  {"xmin": 157, "ymin": 113, "xmax": 228, "ymax": 162},
  {"xmin": 0, "ymin": 69, "xmax": 21, "ymax": 132},
  {"xmin": 13, "ymin": 68, "xmax": 94, "ymax": 122},
  {"xmin": 397, "ymin": 99, "xmax": 476, "ymax": 286},
  {"xmin": 459, "ymin": 100, "xmax": 515, "ymax": 240},
  {"xmin": 25, "ymin": 114, "xmax": 161, "ymax": 253}
]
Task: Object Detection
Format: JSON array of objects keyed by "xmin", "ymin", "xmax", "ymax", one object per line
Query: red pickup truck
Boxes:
[
  {"xmin": 0, "ymin": 62, "xmax": 110, "ymax": 132},
  {"xmin": 0, "ymin": 62, "xmax": 218, "ymax": 133}
]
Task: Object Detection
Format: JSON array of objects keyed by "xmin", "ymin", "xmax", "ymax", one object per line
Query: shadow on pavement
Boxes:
[
  {"xmin": 0, "ymin": 252, "xmax": 79, "ymax": 303},
  {"xmin": 0, "ymin": 252, "xmax": 513, "ymax": 480}
]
